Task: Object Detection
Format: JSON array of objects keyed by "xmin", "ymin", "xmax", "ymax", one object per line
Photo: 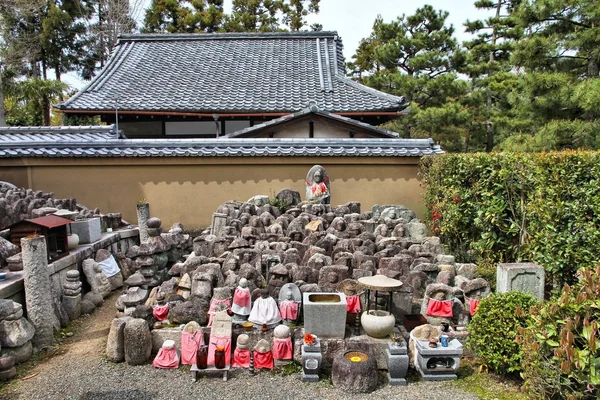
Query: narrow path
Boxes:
[{"xmin": 0, "ymin": 294, "xmax": 478, "ymax": 400}]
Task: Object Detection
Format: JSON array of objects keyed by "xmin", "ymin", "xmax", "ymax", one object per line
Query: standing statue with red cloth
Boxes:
[
  {"xmin": 306, "ymin": 165, "xmax": 330, "ymax": 204},
  {"xmin": 231, "ymin": 278, "xmax": 252, "ymax": 323}
]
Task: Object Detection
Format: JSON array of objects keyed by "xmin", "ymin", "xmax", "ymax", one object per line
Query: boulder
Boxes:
[
  {"xmin": 123, "ymin": 318, "xmax": 152, "ymax": 366},
  {"xmin": 0, "ymin": 318, "xmax": 35, "ymax": 348},
  {"xmin": 80, "ymin": 300, "xmax": 96, "ymax": 315},
  {"xmin": 0, "ymin": 341, "xmax": 32, "ymax": 364},
  {"xmin": 106, "ymin": 317, "xmax": 130, "ymax": 363},
  {"xmin": 168, "ymin": 298, "xmax": 208, "ymax": 325},
  {"xmin": 83, "ymin": 291, "xmax": 104, "ymax": 307}
]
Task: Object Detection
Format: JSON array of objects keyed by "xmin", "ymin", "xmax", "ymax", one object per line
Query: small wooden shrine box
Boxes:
[{"xmin": 9, "ymin": 215, "xmax": 72, "ymax": 262}]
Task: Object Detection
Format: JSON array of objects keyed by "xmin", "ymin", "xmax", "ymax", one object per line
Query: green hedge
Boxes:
[{"xmin": 421, "ymin": 151, "xmax": 600, "ymax": 286}]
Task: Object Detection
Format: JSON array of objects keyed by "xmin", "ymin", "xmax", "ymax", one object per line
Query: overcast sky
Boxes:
[{"xmin": 63, "ymin": 0, "xmax": 490, "ymax": 89}]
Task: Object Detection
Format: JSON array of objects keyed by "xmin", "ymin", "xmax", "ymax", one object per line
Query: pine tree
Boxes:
[
  {"xmin": 349, "ymin": 6, "xmax": 468, "ymax": 151},
  {"xmin": 508, "ymin": 0, "xmax": 600, "ymax": 150},
  {"xmin": 462, "ymin": 0, "xmax": 524, "ymax": 151},
  {"xmin": 224, "ymin": 0, "xmax": 320, "ymax": 32},
  {"xmin": 142, "ymin": 0, "xmax": 224, "ymax": 33}
]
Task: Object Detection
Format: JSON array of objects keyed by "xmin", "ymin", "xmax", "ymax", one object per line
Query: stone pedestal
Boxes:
[
  {"xmin": 386, "ymin": 342, "xmax": 409, "ymax": 386},
  {"xmin": 414, "ymin": 339, "xmax": 463, "ymax": 381},
  {"xmin": 301, "ymin": 338, "xmax": 322, "ymax": 382},
  {"xmin": 21, "ymin": 236, "xmax": 59, "ymax": 350},
  {"xmin": 497, "ymin": 262, "xmax": 545, "ymax": 300},
  {"xmin": 61, "ymin": 294, "xmax": 81, "ymax": 321}
]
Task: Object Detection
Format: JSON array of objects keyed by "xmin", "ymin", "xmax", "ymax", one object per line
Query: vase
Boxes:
[
  {"xmin": 196, "ymin": 345, "xmax": 208, "ymax": 369},
  {"xmin": 214, "ymin": 349, "xmax": 226, "ymax": 369},
  {"xmin": 67, "ymin": 233, "xmax": 79, "ymax": 250},
  {"xmin": 360, "ymin": 310, "xmax": 396, "ymax": 338}
]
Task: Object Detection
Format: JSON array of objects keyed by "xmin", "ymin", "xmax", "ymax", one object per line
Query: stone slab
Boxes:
[
  {"xmin": 151, "ymin": 327, "xmax": 183, "ymax": 354},
  {"xmin": 497, "ymin": 262, "xmax": 545, "ymax": 300}
]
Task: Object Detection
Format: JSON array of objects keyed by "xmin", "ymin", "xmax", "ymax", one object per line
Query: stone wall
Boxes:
[{"xmin": 0, "ymin": 229, "xmax": 139, "ymax": 309}]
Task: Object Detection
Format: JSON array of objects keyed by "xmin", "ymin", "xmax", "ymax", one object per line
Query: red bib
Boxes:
[
  {"xmin": 153, "ymin": 305, "xmax": 169, "ymax": 321},
  {"xmin": 232, "ymin": 348, "xmax": 250, "ymax": 368},
  {"xmin": 346, "ymin": 295, "xmax": 361, "ymax": 313},
  {"xmin": 181, "ymin": 331, "xmax": 203, "ymax": 365},
  {"xmin": 152, "ymin": 347, "xmax": 179, "ymax": 369},
  {"xmin": 253, "ymin": 350, "xmax": 274, "ymax": 370},
  {"xmin": 207, "ymin": 336, "xmax": 231, "ymax": 366},
  {"xmin": 273, "ymin": 338, "xmax": 292, "ymax": 360},
  {"xmin": 279, "ymin": 301, "xmax": 299, "ymax": 320},
  {"xmin": 426, "ymin": 298, "xmax": 453, "ymax": 318}
]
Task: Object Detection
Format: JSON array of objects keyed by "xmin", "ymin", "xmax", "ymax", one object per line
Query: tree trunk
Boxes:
[
  {"xmin": 485, "ymin": 0, "xmax": 503, "ymax": 152},
  {"xmin": 588, "ymin": 58, "xmax": 599, "ymax": 78},
  {"xmin": 42, "ymin": 94, "xmax": 50, "ymax": 126},
  {"xmin": 0, "ymin": 69, "xmax": 6, "ymax": 126}
]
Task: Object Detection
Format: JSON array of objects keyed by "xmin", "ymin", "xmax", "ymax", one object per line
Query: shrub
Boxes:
[
  {"xmin": 467, "ymin": 291, "xmax": 538, "ymax": 375},
  {"xmin": 421, "ymin": 151, "xmax": 600, "ymax": 286},
  {"xmin": 517, "ymin": 266, "xmax": 600, "ymax": 399}
]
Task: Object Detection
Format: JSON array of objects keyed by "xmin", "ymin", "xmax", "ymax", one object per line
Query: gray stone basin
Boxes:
[{"xmin": 303, "ymin": 292, "xmax": 347, "ymax": 339}]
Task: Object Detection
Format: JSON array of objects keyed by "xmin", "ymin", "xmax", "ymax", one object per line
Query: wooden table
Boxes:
[{"xmin": 190, "ymin": 364, "xmax": 230, "ymax": 382}]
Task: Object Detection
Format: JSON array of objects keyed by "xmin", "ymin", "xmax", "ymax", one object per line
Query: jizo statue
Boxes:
[{"xmin": 305, "ymin": 165, "xmax": 330, "ymax": 204}]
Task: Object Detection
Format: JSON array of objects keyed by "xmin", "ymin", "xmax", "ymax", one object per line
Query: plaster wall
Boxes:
[
  {"xmin": 256, "ymin": 120, "xmax": 372, "ymax": 139},
  {"xmin": 0, "ymin": 157, "xmax": 424, "ymax": 230}
]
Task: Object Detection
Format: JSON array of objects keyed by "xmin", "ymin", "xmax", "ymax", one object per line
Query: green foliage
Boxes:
[
  {"xmin": 225, "ymin": 0, "xmax": 320, "ymax": 32},
  {"xmin": 508, "ymin": 0, "xmax": 600, "ymax": 150},
  {"xmin": 518, "ymin": 266, "xmax": 600, "ymax": 399},
  {"xmin": 3, "ymin": 78, "xmax": 68, "ymax": 126},
  {"xmin": 268, "ymin": 191, "xmax": 289, "ymax": 214},
  {"xmin": 451, "ymin": 358, "xmax": 528, "ymax": 400},
  {"xmin": 421, "ymin": 151, "xmax": 600, "ymax": 286},
  {"xmin": 348, "ymin": 6, "xmax": 468, "ymax": 149},
  {"xmin": 467, "ymin": 291, "xmax": 538, "ymax": 374},
  {"xmin": 143, "ymin": 0, "xmax": 320, "ymax": 34},
  {"xmin": 143, "ymin": 0, "xmax": 224, "ymax": 33}
]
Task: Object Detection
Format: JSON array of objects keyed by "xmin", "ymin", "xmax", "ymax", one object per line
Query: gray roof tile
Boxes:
[
  {"xmin": 0, "ymin": 126, "xmax": 443, "ymax": 158},
  {"xmin": 58, "ymin": 32, "xmax": 406, "ymax": 114}
]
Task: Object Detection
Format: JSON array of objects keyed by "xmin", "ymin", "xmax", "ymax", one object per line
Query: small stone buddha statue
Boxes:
[
  {"xmin": 272, "ymin": 325, "xmax": 292, "ymax": 361},
  {"xmin": 232, "ymin": 334, "xmax": 251, "ymax": 368},
  {"xmin": 278, "ymin": 291, "xmax": 299, "ymax": 324},
  {"xmin": 231, "ymin": 278, "xmax": 252, "ymax": 323},
  {"xmin": 248, "ymin": 289, "xmax": 281, "ymax": 328},
  {"xmin": 253, "ymin": 339, "xmax": 274, "ymax": 370}
]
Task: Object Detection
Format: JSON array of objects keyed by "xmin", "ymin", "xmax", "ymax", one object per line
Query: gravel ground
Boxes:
[{"xmin": 0, "ymin": 293, "xmax": 478, "ymax": 400}]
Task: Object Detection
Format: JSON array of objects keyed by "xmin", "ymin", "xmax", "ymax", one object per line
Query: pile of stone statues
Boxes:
[
  {"xmin": 0, "ymin": 182, "xmax": 127, "ymax": 267},
  {"xmin": 102, "ymin": 165, "xmax": 490, "ymax": 378}
]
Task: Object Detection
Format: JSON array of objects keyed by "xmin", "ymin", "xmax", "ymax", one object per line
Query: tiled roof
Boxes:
[
  {"xmin": 0, "ymin": 125, "xmax": 117, "ymax": 142},
  {"xmin": 58, "ymin": 32, "xmax": 407, "ymax": 114},
  {"xmin": 226, "ymin": 107, "xmax": 400, "ymax": 138},
  {"xmin": 0, "ymin": 126, "xmax": 443, "ymax": 158}
]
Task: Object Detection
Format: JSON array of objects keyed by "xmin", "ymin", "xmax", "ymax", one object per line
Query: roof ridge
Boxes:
[
  {"xmin": 58, "ymin": 42, "xmax": 131, "ymax": 109},
  {"xmin": 335, "ymin": 75, "xmax": 407, "ymax": 106},
  {"xmin": 0, "ymin": 125, "xmax": 115, "ymax": 134},
  {"xmin": 118, "ymin": 31, "xmax": 340, "ymax": 42}
]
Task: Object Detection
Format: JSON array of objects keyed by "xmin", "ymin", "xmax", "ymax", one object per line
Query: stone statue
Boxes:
[
  {"xmin": 82, "ymin": 259, "xmax": 112, "ymax": 298},
  {"xmin": 248, "ymin": 289, "xmax": 281, "ymax": 328},
  {"xmin": 273, "ymin": 324, "xmax": 293, "ymax": 361},
  {"xmin": 305, "ymin": 165, "xmax": 330, "ymax": 204},
  {"xmin": 231, "ymin": 278, "xmax": 252, "ymax": 323}
]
